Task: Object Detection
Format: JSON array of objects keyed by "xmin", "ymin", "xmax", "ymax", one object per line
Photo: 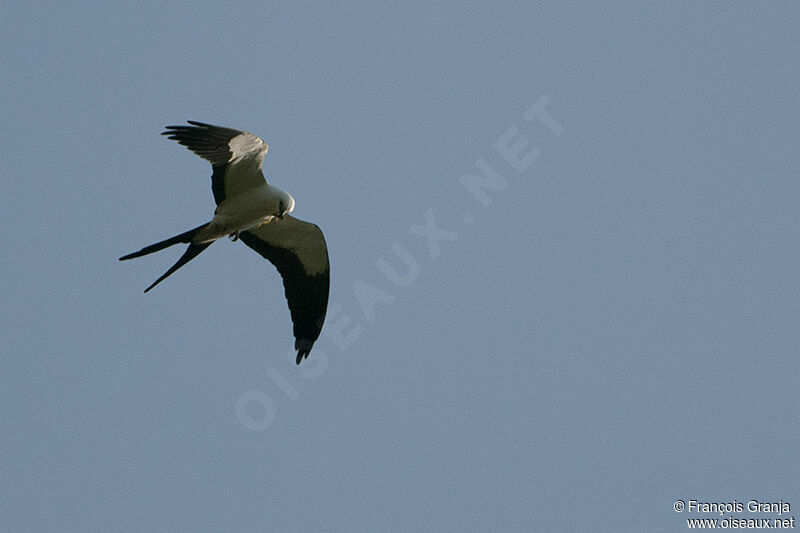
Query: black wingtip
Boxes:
[
  {"xmin": 161, "ymin": 121, "xmax": 195, "ymax": 135},
  {"xmin": 295, "ymin": 339, "xmax": 315, "ymax": 364},
  {"xmin": 160, "ymin": 120, "xmax": 212, "ymax": 132},
  {"xmin": 295, "ymin": 350, "xmax": 311, "ymax": 365}
]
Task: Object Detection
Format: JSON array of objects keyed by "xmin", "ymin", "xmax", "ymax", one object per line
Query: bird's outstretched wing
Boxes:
[
  {"xmin": 239, "ymin": 216, "xmax": 330, "ymax": 364},
  {"xmin": 162, "ymin": 121, "xmax": 269, "ymax": 205}
]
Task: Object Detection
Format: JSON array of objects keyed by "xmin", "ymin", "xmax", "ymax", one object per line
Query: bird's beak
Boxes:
[{"xmin": 278, "ymin": 213, "xmax": 285, "ymax": 220}]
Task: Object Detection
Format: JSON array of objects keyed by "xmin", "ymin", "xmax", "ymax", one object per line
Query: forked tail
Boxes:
[{"xmin": 119, "ymin": 223, "xmax": 213, "ymax": 293}]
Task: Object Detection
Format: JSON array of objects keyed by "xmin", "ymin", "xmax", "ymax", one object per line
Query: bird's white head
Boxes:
[{"xmin": 277, "ymin": 190, "xmax": 295, "ymax": 220}]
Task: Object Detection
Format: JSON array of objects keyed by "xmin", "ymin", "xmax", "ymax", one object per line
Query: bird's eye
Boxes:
[{"xmin": 279, "ymin": 201, "xmax": 285, "ymax": 213}]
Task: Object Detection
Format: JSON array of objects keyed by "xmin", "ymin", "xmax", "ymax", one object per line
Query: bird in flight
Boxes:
[{"xmin": 120, "ymin": 121, "xmax": 330, "ymax": 364}]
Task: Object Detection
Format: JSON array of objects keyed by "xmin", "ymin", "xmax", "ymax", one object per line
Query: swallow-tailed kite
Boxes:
[{"xmin": 120, "ymin": 121, "xmax": 329, "ymax": 364}]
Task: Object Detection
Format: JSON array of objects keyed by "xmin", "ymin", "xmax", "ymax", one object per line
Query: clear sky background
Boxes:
[{"xmin": 1, "ymin": 2, "xmax": 798, "ymax": 531}]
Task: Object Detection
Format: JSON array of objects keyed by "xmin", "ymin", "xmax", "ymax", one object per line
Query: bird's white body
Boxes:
[{"xmin": 196, "ymin": 182, "xmax": 294, "ymax": 243}]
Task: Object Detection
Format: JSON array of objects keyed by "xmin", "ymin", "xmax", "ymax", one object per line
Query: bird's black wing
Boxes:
[
  {"xmin": 162, "ymin": 121, "xmax": 269, "ymax": 205},
  {"xmin": 239, "ymin": 216, "xmax": 330, "ymax": 364}
]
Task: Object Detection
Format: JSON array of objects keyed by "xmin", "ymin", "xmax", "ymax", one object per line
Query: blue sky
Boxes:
[{"xmin": 1, "ymin": 2, "xmax": 798, "ymax": 531}]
